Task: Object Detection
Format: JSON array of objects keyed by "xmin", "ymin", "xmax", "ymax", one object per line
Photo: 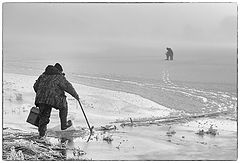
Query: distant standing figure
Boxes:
[{"xmin": 165, "ymin": 47, "xmax": 174, "ymax": 60}]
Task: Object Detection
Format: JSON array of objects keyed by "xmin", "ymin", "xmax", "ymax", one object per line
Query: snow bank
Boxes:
[{"xmin": 3, "ymin": 73, "xmax": 175, "ymax": 128}]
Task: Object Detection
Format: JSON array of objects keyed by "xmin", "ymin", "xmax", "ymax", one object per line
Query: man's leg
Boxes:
[
  {"xmin": 166, "ymin": 54, "xmax": 169, "ymax": 60},
  {"xmin": 38, "ymin": 104, "xmax": 52, "ymax": 137},
  {"xmin": 59, "ymin": 106, "xmax": 72, "ymax": 130}
]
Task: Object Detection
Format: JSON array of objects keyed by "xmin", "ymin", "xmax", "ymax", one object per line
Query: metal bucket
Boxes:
[{"xmin": 26, "ymin": 107, "xmax": 39, "ymax": 127}]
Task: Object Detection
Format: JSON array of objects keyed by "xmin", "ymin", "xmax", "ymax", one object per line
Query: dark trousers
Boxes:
[
  {"xmin": 166, "ymin": 55, "xmax": 173, "ymax": 60},
  {"xmin": 38, "ymin": 104, "xmax": 68, "ymax": 137},
  {"xmin": 59, "ymin": 105, "xmax": 68, "ymax": 129},
  {"xmin": 166, "ymin": 54, "xmax": 169, "ymax": 60},
  {"xmin": 38, "ymin": 104, "xmax": 52, "ymax": 137}
]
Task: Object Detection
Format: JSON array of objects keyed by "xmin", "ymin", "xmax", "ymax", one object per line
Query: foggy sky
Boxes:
[{"xmin": 3, "ymin": 3, "xmax": 237, "ymax": 60}]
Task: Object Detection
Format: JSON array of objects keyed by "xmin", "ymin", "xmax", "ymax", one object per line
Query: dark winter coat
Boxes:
[
  {"xmin": 34, "ymin": 65, "xmax": 79, "ymax": 110},
  {"xmin": 166, "ymin": 48, "xmax": 173, "ymax": 57}
]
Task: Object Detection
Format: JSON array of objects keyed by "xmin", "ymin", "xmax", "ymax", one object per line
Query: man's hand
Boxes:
[{"xmin": 76, "ymin": 96, "xmax": 80, "ymax": 102}]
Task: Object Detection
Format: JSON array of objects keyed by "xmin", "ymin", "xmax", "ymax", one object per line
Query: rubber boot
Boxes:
[
  {"xmin": 59, "ymin": 107, "xmax": 72, "ymax": 130},
  {"xmin": 37, "ymin": 125, "xmax": 47, "ymax": 143},
  {"xmin": 39, "ymin": 125, "xmax": 47, "ymax": 137},
  {"xmin": 61, "ymin": 119, "xmax": 72, "ymax": 130}
]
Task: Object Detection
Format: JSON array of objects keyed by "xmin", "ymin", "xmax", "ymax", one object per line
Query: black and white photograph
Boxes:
[{"xmin": 2, "ymin": 2, "xmax": 237, "ymax": 161}]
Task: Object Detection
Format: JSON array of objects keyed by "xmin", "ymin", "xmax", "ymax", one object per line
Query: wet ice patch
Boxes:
[{"xmin": 185, "ymin": 118, "xmax": 237, "ymax": 132}]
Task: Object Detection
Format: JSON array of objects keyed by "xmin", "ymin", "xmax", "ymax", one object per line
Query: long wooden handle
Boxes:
[{"xmin": 78, "ymin": 100, "xmax": 92, "ymax": 133}]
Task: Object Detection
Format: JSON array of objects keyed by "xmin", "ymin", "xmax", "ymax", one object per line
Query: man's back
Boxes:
[{"xmin": 34, "ymin": 65, "xmax": 78, "ymax": 109}]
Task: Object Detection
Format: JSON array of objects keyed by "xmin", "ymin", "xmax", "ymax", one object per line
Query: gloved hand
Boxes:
[{"xmin": 76, "ymin": 95, "xmax": 80, "ymax": 102}]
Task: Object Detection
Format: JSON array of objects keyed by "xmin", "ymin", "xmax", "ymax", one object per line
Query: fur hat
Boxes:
[{"xmin": 54, "ymin": 63, "xmax": 63, "ymax": 72}]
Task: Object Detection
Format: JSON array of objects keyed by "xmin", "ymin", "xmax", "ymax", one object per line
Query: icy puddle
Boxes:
[
  {"xmin": 3, "ymin": 113, "xmax": 237, "ymax": 160},
  {"xmin": 45, "ymin": 120, "xmax": 237, "ymax": 160}
]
